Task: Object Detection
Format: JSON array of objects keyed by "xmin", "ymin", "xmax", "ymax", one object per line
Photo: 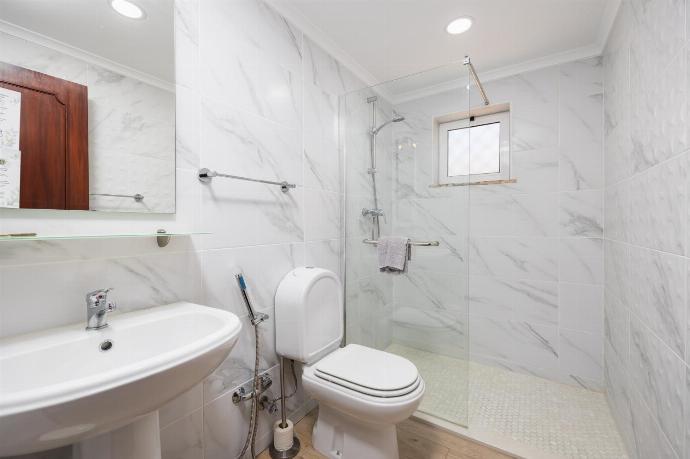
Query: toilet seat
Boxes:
[{"xmin": 313, "ymin": 344, "xmax": 421, "ymax": 398}]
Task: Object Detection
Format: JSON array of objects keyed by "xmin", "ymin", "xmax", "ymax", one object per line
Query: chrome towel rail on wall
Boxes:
[
  {"xmin": 198, "ymin": 168, "xmax": 296, "ymax": 193},
  {"xmin": 362, "ymin": 239, "xmax": 440, "ymax": 247}
]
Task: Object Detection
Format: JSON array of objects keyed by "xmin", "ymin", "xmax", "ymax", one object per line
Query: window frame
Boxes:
[{"xmin": 434, "ymin": 104, "xmax": 511, "ymax": 186}]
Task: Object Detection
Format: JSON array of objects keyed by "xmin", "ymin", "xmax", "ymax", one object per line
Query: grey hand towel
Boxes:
[{"xmin": 377, "ymin": 236, "xmax": 409, "ymax": 273}]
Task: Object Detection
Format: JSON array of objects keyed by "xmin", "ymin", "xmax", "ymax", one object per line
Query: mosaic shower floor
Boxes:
[{"xmin": 386, "ymin": 343, "xmax": 628, "ymax": 459}]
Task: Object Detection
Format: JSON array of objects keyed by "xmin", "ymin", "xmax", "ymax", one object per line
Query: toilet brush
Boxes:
[{"xmin": 269, "ymin": 357, "xmax": 301, "ymax": 459}]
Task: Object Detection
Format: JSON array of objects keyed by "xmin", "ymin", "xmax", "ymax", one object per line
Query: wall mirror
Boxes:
[{"xmin": 0, "ymin": 0, "xmax": 175, "ymax": 213}]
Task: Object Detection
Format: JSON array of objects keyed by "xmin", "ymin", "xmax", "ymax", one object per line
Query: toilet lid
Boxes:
[{"xmin": 314, "ymin": 344, "xmax": 420, "ymax": 397}]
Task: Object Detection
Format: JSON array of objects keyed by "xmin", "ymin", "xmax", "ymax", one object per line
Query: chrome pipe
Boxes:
[
  {"xmin": 90, "ymin": 193, "xmax": 144, "ymax": 202},
  {"xmin": 463, "ymin": 56, "xmax": 490, "ymax": 106},
  {"xmin": 363, "ymin": 239, "xmax": 440, "ymax": 247}
]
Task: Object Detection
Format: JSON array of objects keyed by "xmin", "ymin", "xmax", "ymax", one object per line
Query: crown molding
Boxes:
[
  {"xmin": 263, "ymin": 0, "xmax": 379, "ymax": 89},
  {"xmin": 266, "ymin": 0, "xmax": 622, "ymax": 106},
  {"xmin": 393, "ymin": 44, "xmax": 603, "ymax": 104},
  {"xmin": 0, "ymin": 20, "xmax": 174, "ymax": 92}
]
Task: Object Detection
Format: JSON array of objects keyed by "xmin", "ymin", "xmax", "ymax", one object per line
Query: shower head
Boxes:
[{"xmin": 371, "ymin": 113, "xmax": 405, "ymax": 135}]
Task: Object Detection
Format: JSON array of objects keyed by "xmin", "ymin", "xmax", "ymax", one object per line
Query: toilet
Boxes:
[{"xmin": 275, "ymin": 267, "xmax": 425, "ymax": 459}]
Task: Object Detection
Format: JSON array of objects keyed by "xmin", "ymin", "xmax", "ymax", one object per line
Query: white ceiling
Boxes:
[
  {"xmin": 0, "ymin": 0, "xmax": 173, "ymax": 82},
  {"xmin": 270, "ymin": 0, "xmax": 619, "ymax": 90}
]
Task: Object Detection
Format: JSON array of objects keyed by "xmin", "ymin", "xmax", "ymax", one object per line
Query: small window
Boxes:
[{"xmin": 435, "ymin": 105, "xmax": 510, "ymax": 185}]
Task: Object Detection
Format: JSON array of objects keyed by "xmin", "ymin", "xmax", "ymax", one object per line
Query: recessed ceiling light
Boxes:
[
  {"xmin": 110, "ymin": 0, "xmax": 145, "ymax": 19},
  {"xmin": 446, "ymin": 17, "xmax": 473, "ymax": 35}
]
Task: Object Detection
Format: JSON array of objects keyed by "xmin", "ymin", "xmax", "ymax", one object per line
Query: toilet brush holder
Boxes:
[{"xmin": 269, "ymin": 357, "xmax": 301, "ymax": 459}]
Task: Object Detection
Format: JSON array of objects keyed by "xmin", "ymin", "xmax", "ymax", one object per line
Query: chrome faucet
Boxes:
[{"xmin": 85, "ymin": 288, "xmax": 117, "ymax": 330}]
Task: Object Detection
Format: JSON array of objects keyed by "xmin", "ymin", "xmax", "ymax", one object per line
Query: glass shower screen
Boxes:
[{"xmin": 340, "ymin": 61, "xmax": 471, "ymax": 427}]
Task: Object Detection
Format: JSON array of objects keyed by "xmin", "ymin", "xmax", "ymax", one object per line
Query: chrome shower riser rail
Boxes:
[{"xmin": 198, "ymin": 168, "xmax": 296, "ymax": 193}]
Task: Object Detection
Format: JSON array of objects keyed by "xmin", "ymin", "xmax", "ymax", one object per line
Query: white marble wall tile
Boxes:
[
  {"xmin": 630, "ymin": 39, "xmax": 687, "ymax": 173},
  {"xmin": 629, "ymin": 389, "xmax": 678, "ymax": 459},
  {"xmin": 559, "ymin": 237, "xmax": 604, "ymax": 284},
  {"xmin": 470, "ymin": 316, "xmax": 559, "ymax": 371},
  {"xmin": 394, "ymin": 270, "xmax": 468, "ymax": 312},
  {"xmin": 160, "ymin": 409, "xmax": 204, "ymax": 459},
  {"xmin": 629, "ymin": 247, "xmax": 686, "ymax": 356},
  {"xmin": 200, "ymin": 181, "xmax": 303, "ymax": 249},
  {"xmin": 203, "ymin": 388, "xmax": 254, "ymax": 459},
  {"xmin": 604, "ymin": 240, "xmax": 631, "ymax": 306},
  {"xmin": 628, "ymin": 155, "xmax": 687, "ymax": 254},
  {"xmin": 500, "ymin": 67, "xmax": 559, "ymax": 152},
  {"xmin": 646, "ymin": 155, "xmax": 687, "ymax": 254},
  {"xmin": 0, "ymin": 251, "xmax": 201, "ymax": 338},
  {"xmin": 304, "ymin": 189, "xmax": 340, "ymax": 241},
  {"xmin": 303, "ymin": 37, "xmax": 362, "ymax": 96},
  {"xmin": 469, "ymin": 276, "xmax": 558, "ymax": 326},
  {"xmin": 560, "ymin": 282, "xmax": 604, "ymax": 334},
  {"xmin": 509, "ymin": 148, "xmax": 559, "ymax": 193},
  {"xmin": 205, "ymin": 0, "xmax": 302, "ymax": 75},
  {"xmin": 200, "ymin": 98, "xmax": 302, "ymax": 185},
  {"xmin": 629, "ymin": 316, "xmax": 686, "ymax": 455},
  {"xmin": 559, "ymin": 58, "xmax": 604, "ymax": 191},
  {"xmin": 203, "ymin": 315, "xmax": 279, "ymax": 403},
  {"xmin": 685, "ymin": 365, "xmax": 690, "ymax": 459},
  {"xmin": 604, "ymin": 180, "xmax": 630, "ymax": 242},
  {"xmin": 304, "ymin": 83, "xmax": 340, "ymax": 191},
  {"xmin": 253, "ymin": 186, "xmax": 304, "ymax": 245},
  {"xmin": 559, "ymin": 329, "xmax": 603, "ymax": 382},
  {"xmin": 174, "ymin": 0, "xmax": 199, "ymax": 91},
  {"xmin": 603, "ymin": 29, "xmax": 632, "ymax": 186},
  {"xmin": 604, "ymin": 342, "xmax": 637, "ymax": 457},
  {"xmin": 391, "ymin": 310, "xmax": 467, "ymax": 359},
  {"xmin": 201, "ymin": 243, "xmax": 303, "ymax": 317},
  {"xmin": 159, "ymin": 384, "xmax": 203, "ymax": 429},
  {"xmin": 176, "ymin": 86, "xmax": 200, "ymax": 170},
  {"xmin": 0, "ymin": 234, "xmax": 196, "ymax": 267},
  {"xmin": 199, "ymin": 0, "xmax": 302, "ymax": 128},
  {"xmin": 469, "ymin": 237, "xmax": 559, "ymax": 282},
  {"xmin": 559, "ymin": 190, "xmax": 604, "ymax": 237},
  {"xmin": 305, "ymin": 239, "xmax": 341, "ymax": 278},
  {"xmin": 403, "ymin": 236, "xmax": 467, "ymax": 274},
  {"xmin": 604, "ymin": 290, "xmax": 630, "ymax": 366},
  {"xmin": 470, "ymin": 191, "xmax": 558, "ymax": 237},
  {"xmin": 396, "ymin": 196, "xmax": 468, "ymax": 240}
]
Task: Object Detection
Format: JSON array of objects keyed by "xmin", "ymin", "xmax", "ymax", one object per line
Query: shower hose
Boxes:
[{"xmin": 236, "ymin": 323, "xmax": 261, "ymax": 459}]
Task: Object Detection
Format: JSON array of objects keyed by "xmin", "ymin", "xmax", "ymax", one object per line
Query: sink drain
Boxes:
[{"xmin": 100, "ymin": 340, "xmax": 113, "ymax": 352}]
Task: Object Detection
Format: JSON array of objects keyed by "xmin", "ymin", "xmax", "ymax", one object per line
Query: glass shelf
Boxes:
[{"xmin": 0, "ymin": 231, "xmax": 210, "ymax": 247}]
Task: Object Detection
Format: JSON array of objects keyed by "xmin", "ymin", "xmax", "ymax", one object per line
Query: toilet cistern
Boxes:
[{"xmin": 85, "ymin": 287, "xmax": 117, "ymax": 330}]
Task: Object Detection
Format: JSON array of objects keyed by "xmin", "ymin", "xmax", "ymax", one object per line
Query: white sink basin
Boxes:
[{"xmin": 0, "ymin": 302, "xmax": 241, "ymax": 456}]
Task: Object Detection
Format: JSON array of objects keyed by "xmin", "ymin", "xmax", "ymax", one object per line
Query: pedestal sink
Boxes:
[{"xmin": 0, "ymin": 302, "xmax": 242, "ymax": 457}]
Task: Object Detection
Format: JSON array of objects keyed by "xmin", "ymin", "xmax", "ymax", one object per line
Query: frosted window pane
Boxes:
[{"xmin": 447, "ymin": 122, "xmax": 501, "ymax": 176}]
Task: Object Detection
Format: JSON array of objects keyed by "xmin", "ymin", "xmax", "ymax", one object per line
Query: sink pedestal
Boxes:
[{"xmin": 74, "ymin": 412, "xmax": 161, "ymax": 459}]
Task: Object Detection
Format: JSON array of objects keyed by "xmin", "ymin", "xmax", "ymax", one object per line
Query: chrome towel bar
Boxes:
[
  {"xmin": 90, "ymin": 193, "xmax": 144, "ymax": 202},
  {"xmin": 363, "ymin": 239, "xmax": 440, "ymax": 247},
  {"xmin": 198, "ymin": 168, "xmax": 296, "ymax": 193}
]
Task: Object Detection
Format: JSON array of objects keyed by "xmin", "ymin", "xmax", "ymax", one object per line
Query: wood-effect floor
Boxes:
[{"xmin": 258, "ymin": 410, "xmax": 515, "ymax": 459}]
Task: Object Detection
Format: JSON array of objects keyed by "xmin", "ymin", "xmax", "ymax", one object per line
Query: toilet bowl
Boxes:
[{"xmin": 275, "ymin": 267, "xmax": 425, "ymax": 459}]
